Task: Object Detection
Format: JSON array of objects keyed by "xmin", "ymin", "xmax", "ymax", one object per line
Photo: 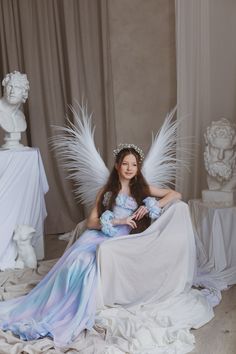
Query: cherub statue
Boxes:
[
  {"xmin": 13, "ymin": 224, "xmax": 37, "ymax": 269},
  {"xmin": 0, "ymin": 70, "xmax": 30, "ymax": 149}
]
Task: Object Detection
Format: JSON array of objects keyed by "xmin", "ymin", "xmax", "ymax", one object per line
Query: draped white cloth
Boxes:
[
  {"xmin": 97, "ymin": 201, "xmax": 196, "ymax": 308},
  {"xmin": 189, "ymin": 199, "xmax": 236, "ymax": 291},
  {"xmin": 95, "ymin": 201, "xmax": 214, "ymax": 353},
  {"xmin": 0, "ymin": 148, "xmax": 49, "ymax": 270}
]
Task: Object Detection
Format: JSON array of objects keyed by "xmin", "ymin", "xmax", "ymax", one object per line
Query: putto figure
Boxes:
[
  {"xmin": 0, "ymin": 70, "xmax": 30, "ymax": 149},
  {"xmin": 204, "ymin": 118, "xmax": 236, "ymax": 191},
  {"xmin": 13, "ymin": 225, "xmax": 37, "ymax": 270}
]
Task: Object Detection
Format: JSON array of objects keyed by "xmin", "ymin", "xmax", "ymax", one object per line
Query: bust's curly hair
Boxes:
[{"xmin": 2, "ymin": 71, "xmax": 30, "ymax": 102}]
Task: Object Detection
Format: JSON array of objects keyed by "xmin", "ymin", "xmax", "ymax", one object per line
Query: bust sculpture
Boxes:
[
  {"xmin": 202, "ymin": 118, "xmax": 236, "ymax": 206},
  {"xmin": 13, "ymin": 225, "xmax": 37, "ymax": 269},
  {"xmin": 0, "ymin": 70, "xmax": 30, "ymax": 149}
]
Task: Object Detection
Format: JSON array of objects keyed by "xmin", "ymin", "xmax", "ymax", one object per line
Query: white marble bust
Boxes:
[
  {"xmin": 0, "ymin": 71, "xmax": 30, "ymax": 149},
  {"xmin": 202, "ymin": 118, "xmax": 236, "ymax": 205}
]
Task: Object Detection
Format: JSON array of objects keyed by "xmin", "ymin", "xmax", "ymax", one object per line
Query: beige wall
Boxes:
[{"xmin": 108, "ymin": 0, "xmax": 176, "ymax": 153}]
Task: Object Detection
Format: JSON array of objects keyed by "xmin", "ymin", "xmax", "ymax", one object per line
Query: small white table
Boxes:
[
  {"xmin": 0, "ymin": 148, "xmax": 49, "ymax": 270},
  {"xmin": 188, "ymin": 199, "xmax": 236, "ymax": 287}
]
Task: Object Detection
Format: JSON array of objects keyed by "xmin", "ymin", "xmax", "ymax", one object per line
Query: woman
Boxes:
[
  {"xmin": 88, "ymin": 146, "xmax": 181, "ymax": 235},
  {"xmin": 0, "ymin": 146, "xmax": 183, "ymax": 348}
]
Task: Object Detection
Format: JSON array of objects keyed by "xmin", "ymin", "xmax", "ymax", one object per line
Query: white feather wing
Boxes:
[
  {"xmin": 142, "ymin": 107, "xmax": 186, "ymax": 188},
  {"xmin": 51, "ymin": 104, "xmax": 109, "ymax": 208}
]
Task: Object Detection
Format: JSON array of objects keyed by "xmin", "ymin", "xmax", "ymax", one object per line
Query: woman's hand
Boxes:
[
  {"xmin": 133, "ymin": 205, "xmax": 148, "ymax": 220},
  {"xmin": 113, "ymin": 214, "xmax": 137, "ymax": 229}
]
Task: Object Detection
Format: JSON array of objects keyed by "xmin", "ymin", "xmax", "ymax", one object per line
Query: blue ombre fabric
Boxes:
[{"xmin": 0, "ymin": 194, "xmax": 137, "ymax": 347}]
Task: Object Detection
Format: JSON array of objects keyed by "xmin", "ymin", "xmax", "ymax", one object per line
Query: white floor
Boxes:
[{"xmin": 192, "ymin": 285, "xmax": 236, "ymax": 354}]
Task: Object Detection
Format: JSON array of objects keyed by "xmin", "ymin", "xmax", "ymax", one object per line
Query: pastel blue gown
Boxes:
[{"xmin": 0, "ymin": 194, "xmax": 137, "ymax": 347}]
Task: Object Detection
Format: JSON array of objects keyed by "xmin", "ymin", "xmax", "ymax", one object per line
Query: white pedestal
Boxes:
[
  {"xmin": 2, "ymin": 132, "xmax": 23, "ymax": 149},
  {"xmin": 188, "ymin": 199, "xmax": 236, "ymax": 286},
  {"xmin": 202, "ymin": 189, "xmax": 236, "ymax": 207},
  {"xmin": 0, "ymin": 148, "xmax": 49, "ymax": 270}
]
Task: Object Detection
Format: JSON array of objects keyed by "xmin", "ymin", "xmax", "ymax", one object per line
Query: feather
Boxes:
[
  {"xmin": 142, "ymin": 107, "xmax": 189, "ymax": 188},
  {"xmin": 50, "ymin": 103, "xmax": 109, "ymax": 209}
]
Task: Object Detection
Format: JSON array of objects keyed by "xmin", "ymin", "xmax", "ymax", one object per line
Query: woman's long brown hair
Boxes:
[{"xmin": 97, "ymin": 148, "xmax": 151, "ymax": 217}]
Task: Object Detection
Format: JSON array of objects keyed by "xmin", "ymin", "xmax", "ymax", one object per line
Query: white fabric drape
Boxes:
[
  {"xmin": 0, "ymin": 148, "xmax": 48, "ymax": 270},
  {"xmin": 96, "ymin": 202, "xmax": 196, "ymax": 308},
  {"xmin": 189, "ymin": 199, "xmax": 236, "ymax": 290}
]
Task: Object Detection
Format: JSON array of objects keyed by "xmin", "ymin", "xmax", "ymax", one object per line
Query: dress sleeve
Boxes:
[
  {"xmin": 143, "ymin": 197, "xmax": 162, "ymax": 220},
  {"xmin": 100, "ymin": 210, "xmax": 118, "ymax": 237}
]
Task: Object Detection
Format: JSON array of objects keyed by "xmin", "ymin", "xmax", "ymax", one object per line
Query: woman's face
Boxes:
[{"xmin": 117, "ymin": 153, "xmax": 138, "ymax": 181}]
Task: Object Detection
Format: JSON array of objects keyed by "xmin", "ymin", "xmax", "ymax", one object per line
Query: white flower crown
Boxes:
[{"xmin": 113, "ymin": 143, "xmax": 145, "ymax": 161}]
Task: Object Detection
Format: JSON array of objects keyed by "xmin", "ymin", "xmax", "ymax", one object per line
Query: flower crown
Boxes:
[{"xmin": 113, "ymin": 143, "xmax": 145, "ymax": 161}]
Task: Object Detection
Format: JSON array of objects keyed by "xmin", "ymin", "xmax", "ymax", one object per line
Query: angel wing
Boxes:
[
  {"xmin": 50, "ymin": 103, "xmax": 110, "ymax": 209},
  {"xmin": 142, "ymin": 107, "xmax": 188, "ymax": 188}
]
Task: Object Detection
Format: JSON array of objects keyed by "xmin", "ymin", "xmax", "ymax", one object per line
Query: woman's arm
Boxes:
[
  {"xmin": 86, "ymin": 206, "xmax": 101, "ymax": 230},
  {"xmin": 134, "ymin": 186, "xmax": 181, "ymax": 221},
  {"xmin": 149, "ymin": 185, "xmax": 182, "ymax": 207},
  {"xmin": 86, "ymin": 190, "xmax": 104, "ymax": 230}
]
